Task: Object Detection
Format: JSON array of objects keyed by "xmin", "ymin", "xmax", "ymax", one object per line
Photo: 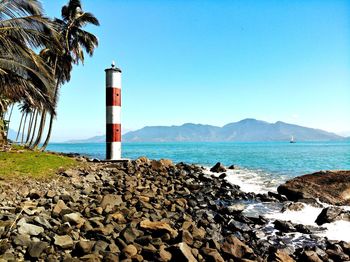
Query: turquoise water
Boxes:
[{"xmin": 47, "ymin": 141, "xmax": 350, "ymax": 180}]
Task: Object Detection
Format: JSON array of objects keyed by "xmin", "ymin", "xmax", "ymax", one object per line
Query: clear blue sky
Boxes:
[{"xmin": 10, "ymin": 0, "xmax": 350, "ymax": 141}]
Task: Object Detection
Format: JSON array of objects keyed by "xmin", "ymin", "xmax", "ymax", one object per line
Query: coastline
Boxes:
[{"xmin": 0, "ymin": 155, "xmax": 349, "ymax": 261}]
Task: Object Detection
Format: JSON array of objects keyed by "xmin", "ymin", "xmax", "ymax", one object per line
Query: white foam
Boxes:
[
  {"xmin": 207, "ymin": 166, "xmax": 286, "ymax": 194},
  {"xmin": 205, "ymin": 166, "xmax": 350, "ymax": 242}
]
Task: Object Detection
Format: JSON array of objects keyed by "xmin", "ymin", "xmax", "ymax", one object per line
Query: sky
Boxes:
[{"xmin": 8, "ymin": 0, "xmax": 350, "ymax": 141}]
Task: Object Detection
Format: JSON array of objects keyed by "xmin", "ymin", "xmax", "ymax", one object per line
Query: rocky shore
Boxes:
[{"xmin": 0, "ymin": 157, "xmax": 349, "ymax": 261}]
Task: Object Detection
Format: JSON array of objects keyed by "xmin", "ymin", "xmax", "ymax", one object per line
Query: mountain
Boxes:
[
  {"xmin": 123, "ymin": 119, "xmax": 343, "ymax": 142},
  {"xmin": 66, "ymin": 119, "xmax": 345, "ymax": 143}
]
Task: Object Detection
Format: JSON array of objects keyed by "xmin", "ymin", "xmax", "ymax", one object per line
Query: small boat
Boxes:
[{"xmin": 290, "ymin": 136, "xmax": 296, "ymax": 143}]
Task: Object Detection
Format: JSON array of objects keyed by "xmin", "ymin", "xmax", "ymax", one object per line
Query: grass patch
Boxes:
[{"xmin": 0, "ymin": 149, "xmax": 78, "ymax": 179}]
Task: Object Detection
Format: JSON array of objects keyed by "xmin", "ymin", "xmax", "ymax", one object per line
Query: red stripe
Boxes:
[
  {"xmin": 106, "ymin": 123, "xmax": 121, "ymax": 142},
  {"xmin": 106, "ymin": 88, "xmax": 121, "ymax": 106}
]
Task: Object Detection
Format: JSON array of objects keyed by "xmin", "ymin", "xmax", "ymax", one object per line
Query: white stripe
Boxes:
[
  {"xmin": 106, "ymin": 106, "xmax": 121, "ymax": 124},
  {"xmin": 106, "ymin": 71, "xmax": 121, "ymax": 88},
  {"xmin": 106, "ymin": 142, "xmax": 121, "ymax": 160}
]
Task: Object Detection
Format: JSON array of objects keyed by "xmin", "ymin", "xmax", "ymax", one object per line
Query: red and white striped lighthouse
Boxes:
[{"xmin": 105, "ymin": 62, "xmax": 122, "ymax": 160}]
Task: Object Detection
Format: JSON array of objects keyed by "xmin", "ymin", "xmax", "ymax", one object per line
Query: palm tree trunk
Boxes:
[
  {"xmin": 21, "ymin": 113, "xmax": 28, "ymax": 144},
  {"xmin": 31, "ymin": 110, "xmax": 46, "ymax": 149},
  {"xmin": 41, "ymin": 73, "xmax": 60, "ymax": 151},
  {"xmin": 28, "ymin": 110, "xmax": 39, "ymax": 147},
  {"xmin": 25, "ymin": 110, "xmax": 35, "ymax": 144},
  {"xmin": 16, "ymin": 113, "xmax": 24, "ymax": 141}
]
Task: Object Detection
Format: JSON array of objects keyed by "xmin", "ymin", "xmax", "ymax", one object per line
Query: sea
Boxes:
[{"xmin": 47, "ymin": 141, "xmax": 350, "ymax": 243}]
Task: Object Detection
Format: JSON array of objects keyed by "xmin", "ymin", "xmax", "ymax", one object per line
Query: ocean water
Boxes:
[
  {"xmin": 47, "ymin": 141, "xmax": 350, "ymax": 242},
  {"xmin": 47, "ymin": 141, "xmax": 350, "ymax": 179}
]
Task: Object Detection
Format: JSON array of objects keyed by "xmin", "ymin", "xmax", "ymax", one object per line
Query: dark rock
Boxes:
[
  {"xmin": 210, "ymin": 162, "xmax": 226, "ymax": 173},
  {"xmin": 273, "ymin": 220, "xmax": 296, "ymax": 233},
  {"xmin": 168, "ymin": 242, "xmax": 197, "ymax": 262},
  {"xmin": 27, "ymin": 241, "xmax": 48, "ymax": 258},
  {"xmin": 277, "ymin": 170, "xmax": 350, "ymax": 205},
  {"xmin": 201, "ymin": 247, "xmax": 225, "ymax": 262},
  {"xmin": 221, "ymin": 236, "xmax": 254, "ymax": 259},
  {"xmin": 74, "ymin": 240, "xmax": 95, "ymax": 255},
  {"xmin": 228, "ymin": 165, "xmax": 235, "ymax": 169},
  {"xmin": 300, "ymin": 250, "xmax": 322, "ymax": 262},
  {"xmin": 315, "ymin": 206, "xmax": 350, "ymax": 225},
  {"xmin": 268, "ymin": 249, "xmax": 295, "ymax": 262}
]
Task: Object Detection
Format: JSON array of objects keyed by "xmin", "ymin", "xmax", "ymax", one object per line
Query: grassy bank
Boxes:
[{"xmin": 0, "ymin": 147, "xmax": 78, "ymax": 179}]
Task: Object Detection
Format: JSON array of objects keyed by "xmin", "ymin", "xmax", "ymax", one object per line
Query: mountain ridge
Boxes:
[{"xmin": 66, "ymin": 119, "xmax": 345, "ymax": 143}]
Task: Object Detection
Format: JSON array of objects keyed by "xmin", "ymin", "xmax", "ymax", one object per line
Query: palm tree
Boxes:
[
  {"xmin": 40, "ymin": 0, "xmax": 99, "ymax": 150},
  {"xmin": 0, "ymin": 0, "xmax": 58, "ymax": 144}
]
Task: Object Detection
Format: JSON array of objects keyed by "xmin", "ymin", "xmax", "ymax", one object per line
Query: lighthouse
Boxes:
[{"xmin": 105, "ymin": 62, "xmax": 122, "ymax": 160}]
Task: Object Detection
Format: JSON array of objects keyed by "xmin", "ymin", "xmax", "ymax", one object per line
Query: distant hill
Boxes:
[
  {"xmin": 67, "ymin": 119, "xmax": 345, "ymax": 143},
  {"xmin": 66, "ymin": 135, "xmax": 105, "ymax": 143}
]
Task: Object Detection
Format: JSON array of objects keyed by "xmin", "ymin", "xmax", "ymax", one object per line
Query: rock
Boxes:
[
  {"xmin": 13, "ymin": 234, "xmax": 31, "ymax": 247},
  {"xmin": 140, "ymin": 219, "xmax": 178, "ymax": 238},
  {"xmin": 100, "ymin": 194, "xmax": 123, "ymax": 210},
  {"xmin": 277, "ymin": 170, "xmax": 350, "ymax": 205},
  {"xmin": 121, "ymin": 227, "xmax": 142, "ymax": 244},
  {"xmin": 228, "ymin": 165, "xmax": 235, "ymax": 169},
  {"xmin": 201, "ymin": 247, "xmax": 225, "ymax": 262},
  {"xmin": 18, "ymin": 223, "xmax": 44, "ymax": 236},
  {"xmin": 27, "ymin": 241, "xmax": 48, "ymax": 258},
  {"xmin": 281, "ymin": 202, "xmax": 305, "ymax": 212},
  {"xmin": 224, "ymin": 204, "xmax": 245, "ymax": 214},
  {"xmin": 74, "ymin": 240, "xmax": 95, "ymax": 255},
  {"xmin": 210, "ymin": 162, "xmax": 226, "ymax": 173},
  {"xmin": 151, "ymin": 159, "xmax": 173, "ymax": 171},
  {"xmin": 221, "ymin": 236, "xmax": 254, "ymax": 259},
  {"xmin": 274, "ymin": 220, "xmax": 296, "ymax": 233},
  {"xmin": 34, "ymin": 216, "xmax": 52, "ymax": 229},
  {"xmin": 218, "ymin": 173, "xmax": 227, "ymax": 179},
  {"xmin": 52, "ymin": 200, "xmax": 70, "ymax": 217},
  {"xmin": 300, "ymin": 250, "xmax": 323, "ymax": 262},
  {"xmin": 315, "ymin": 206, "xmax": 350, "ymax": 225},
  {"xmin": 269, "ymin": 249, "xmax": 295, "ymax": 262},
  {"xmin": 54, "ymin": 235, "xmax": 73, "ymax": 249},
  {"xmin": 159, "ymin": 245, "xmax": 172, "ymax": 261},
  {"xmin": 192, "ymin": 226, "xmax": 206, "ymax": 240},
  {"xmin": 63, "ymin": 212, "xmax": 86, "ymax": 227},
  {"xmin": 169, "ymin": 242, "xmax": 197, "ymax": 262},
  {"xmin": 123, "ymin": 244, "xmax": 138, "ymax": 257}
]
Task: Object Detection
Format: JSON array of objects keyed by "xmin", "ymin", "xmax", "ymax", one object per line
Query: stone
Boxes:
[
  {"xmin": 18, "ymin": 223, "xmax": 44, "ymax": 236},
  {"xmin": 151, "ymin": 159, "xmax": 173, "ymax": 171},
  {"xmin": 27, "ymin": 241, "xmax": 48, "ymax": 258},
  {"xmin": 228, "ymin": 165, "xmax": 235, "ymax": 169},
  {"xmin": 169, "ymin": 242, "xmax": 197, "ymax": 262},
  {"xmin": 201, "ymin": 247, "xmax": 225, "ymax": 262},
  {"xmin": 52, "ymin": 200, "xmax": 70, "ymax": 217},
  {"xmin": 122, "ymin": 227, "xmax": 142, "ymax": 244},
  {"xmin": 140, "ymin": 220, "xmax": 178, "ymax": 238},
  {"xmin": 54, "ymin": 235, "xmax": 74, "ymax": 249},
  {"xmin": 159, "ymin": 245, "xmax": 172, "ymax": 261},
  {"xmin": 315, "ymin": 206, "xmax": 350, "ymax": 225},
  {"xmin": 221, "ymin": 236, "xmax": 254, "ymax": 259},
  {"xmin": 277, "ymin": 170, "xmax": 350, "ymax": 205},
  {"xmin": 74, "ymin": 240, "xmax": 95, "ymax": 255},
  {"xmin": 301, "ymin": 250, "xmax": 322, "ymax": 262},
  {"xmin": 110, "ymin": 212, "xmax": 127, "ymax": 224},
  {"xmin": 13, "ymin": 234, "xmax": 31, "ymax": 247},
  {"xmin": 123, "ymin": 244, "xmax": 138, "ymax": 257},
  {"xmin": 281, "ymin": 202, "xmax": 305, "ymax": 212},
  {"xmin": 269, "ymin": 249, "xmax": 295, "ymax": 262},
  {"xmin": 210, "ymin": 162, "xmax": 226, "ymax": 173},
  {"xmin": 34, "ymin": 216, "xmax": 52, "ymax": 229},
  {"xmin": 100, "ymin": 194, "xmax": 123, "ymax": 210},
  {"xmin": 274, "ymin": 220, "xmax": 296, "ymax": 233},
  {"xmin": 225, "ymin": 204, "xmax": 245, "ymax": 214},
  {"xmin": 181, "ymin": 230, "xmax": 193, "ymax": 245},
  {"xmin": 63, "ymin": 212, "xmax": 85, "ymax": 227}
]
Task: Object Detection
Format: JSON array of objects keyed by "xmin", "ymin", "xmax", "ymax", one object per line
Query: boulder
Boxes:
[
  {"xmin": 281, "ymin": 202, "xmax": 305, "ymax": 212},
  {"xmin": 140, "ymin": 219, "xmax": 178, "ymax": 238},
  {"xmin": 18, "ymin": 223, "xmax": 44, "ymax": 236},
  {"xmin": 201, "ymin": 247, "xmax": 225, "ymax": 262},
  {"xmin": 100, "ymin": 194, "xmax": 123, "ymax": 210},
  {"xmin": 300, "ymin": 250, "xmax": 322, "ymax": 262},
  {"xmin": 27, "ymin": 241, "xmax": 48, "ymax": 258},
  {"xmin": 54, "ymin": 235, "xmax": 74, "ymax": 249},
  {"xmin": 210, "ymin": 162, "xmax": 226, "ymax": 173},
  {"xmin": 268, "ymin": 249, "xmax": 295, "ymax": 262},
  {"xmin": 277, "ymin": 170, "xmax": 350, "ymax": 205},
  {"xmin": 221, "ymin": 236, "xmax": 254, "ymax": 259},
  {"xmin": 315, "ymin": 206, "xmax": 350, "ymax": 225},
  {"xmin": 169, "ymin": 242, "xmax": 197, "ymax": 262}
]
